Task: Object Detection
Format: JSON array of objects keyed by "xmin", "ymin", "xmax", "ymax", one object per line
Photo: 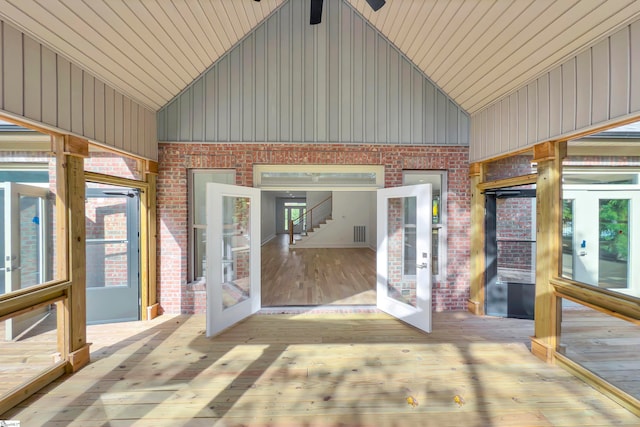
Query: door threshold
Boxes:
[{"xmin": 259, "ymin": 305, "xmax": 380, "ymax": 315}]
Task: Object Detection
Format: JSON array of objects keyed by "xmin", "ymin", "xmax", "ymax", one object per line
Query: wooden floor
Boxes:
[
  {"xmin": 4, "ymin": 311, "xmax": 639, "ymax": 426},
  {"xmin": 261, "ymin": 235, "xmax": 376, "ymax": 306}
]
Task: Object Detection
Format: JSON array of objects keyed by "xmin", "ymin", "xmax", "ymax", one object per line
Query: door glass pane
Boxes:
[
  {"xmin": 562, "ymin": 199, "xmax": 574, "ymax": 279},
  {"xmin": 19, "ymin": 195, "xmax": 42, "ymax": 288},
  {"xmin": 387, "ymin": 197, "xmax": 417, "ymax": 307},
  {"xmin": 0, "ymin": 187, "xmax": 4, "ymax": 295},
  {"xmin": 599, "ymin": 199, "xmax": 628, "ymax": 288},
  {"xmin": 221, "ymin": 196, "xmax": 251, "ymax": 309},
  {"xmin": 431, "ymin": 228, "xmax": 439, "ymax": 276},
  {"xmin": 86, "ymin": 193, "xmax": 131, "ymax": 289}
]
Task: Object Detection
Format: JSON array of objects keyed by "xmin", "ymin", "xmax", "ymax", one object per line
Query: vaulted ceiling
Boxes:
[{"xmin": 1, "ymin": 0, "xmax": 639, "ymax": 115}]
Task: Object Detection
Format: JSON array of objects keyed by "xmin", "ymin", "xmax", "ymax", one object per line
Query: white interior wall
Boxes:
[{"xmin": 261, "ymin": 192, "xmax": 277, "ymax": 245}]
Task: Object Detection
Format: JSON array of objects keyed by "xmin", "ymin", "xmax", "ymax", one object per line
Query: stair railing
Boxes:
[{"xmin": 289, "ymin": 195, "xmax": 332, "ymax": 244}]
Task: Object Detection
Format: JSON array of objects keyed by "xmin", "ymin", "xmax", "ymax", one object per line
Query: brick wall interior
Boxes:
[{"xmin": 157, "ymin": 143, "xmax": 471, "ymax": 314}]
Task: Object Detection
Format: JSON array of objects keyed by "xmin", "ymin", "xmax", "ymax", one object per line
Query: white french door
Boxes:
[
  {"xmin": 377, "ymin": 184, "xmax": 433, "ymax": 333},
  {"xmin": 205, "ymin": 182, "xmax": 432, "ymax": 336},
  {"xmin": 206, "ymin": 183, "xmax": 261, "ymax": 337}
]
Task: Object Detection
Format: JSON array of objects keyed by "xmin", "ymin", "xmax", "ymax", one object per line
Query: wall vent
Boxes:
[{"xmin": 353, "ymin": 225, "xmax": 366, "ymax": 243}]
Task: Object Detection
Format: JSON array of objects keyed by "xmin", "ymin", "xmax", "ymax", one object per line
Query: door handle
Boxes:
[{"xmin": 416, "ymin": 263, "xmax": 429, "ymax": 269}]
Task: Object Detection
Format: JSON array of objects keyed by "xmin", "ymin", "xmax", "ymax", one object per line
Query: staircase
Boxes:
[
  {"xmin": 292, "ymin": 217, "xmax": 334, "ymax": 245},
  {"xmin": 289, "ymin": 194, "xmax": 332, "ymax": 246}
]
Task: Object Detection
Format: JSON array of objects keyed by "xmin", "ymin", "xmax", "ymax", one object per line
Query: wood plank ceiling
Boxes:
[{"xmin": 0, "ymin": 0, "xmax": 639, "ymax": 114}]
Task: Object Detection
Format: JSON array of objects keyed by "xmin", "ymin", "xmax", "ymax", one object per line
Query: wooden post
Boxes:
[
  {"xmin": 289, "ymin": 220, "xmax": 294, "ymax": 245},
  {"xmin": 468, "ymin": 162, "xmax": 485, "ymax": 315},
  {"xmin": 531, "ymin": 141, "xmax": 566, "ymax": 363},
  {"xmin": 142, "ymin": 160, "xmax": 159, "ymax": 320},
  {"xmin": 62, "ymin": 135, "xmax": 90, "ymax": 372},
  {"xmin": 53, "ymin": 135, "xmax": 70, "ymax": 360}
]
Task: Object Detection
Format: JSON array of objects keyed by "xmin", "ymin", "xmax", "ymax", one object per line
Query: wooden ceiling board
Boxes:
[
  {"xmin": 390, "ymin": 1, "xmax": 432, "ymax": 51},
  {"xmin": 60, "ymin": 0, "xmax": 181, "ymax": 98},
  {"xmin": 435, "ymin": 0, "xmax": 554, "ymax": 95},
  {"xmin": 460, "ymin": 0, "xmax": 640, "ymax": 112},
  {"xmin": 0, "ymin": 0, "xmax": 638, "ymax": 114},
  {"xmin": 84, "ymin": 1, "xmax": 189, "ymax": 91}
]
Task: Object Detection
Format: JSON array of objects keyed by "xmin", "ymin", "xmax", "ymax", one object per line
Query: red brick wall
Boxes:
[{"xmin": 157, "ymin": 143, "xmax": 471, "ymax": 314}]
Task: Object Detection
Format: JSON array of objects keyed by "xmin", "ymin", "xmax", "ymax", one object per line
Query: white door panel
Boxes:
[
  {"xmin": 377, "ymin": 184, "xmax": 432, "ymax": 333},
  {"xmin": 206, "ymin": 184, "xmax": 261, "ymax": 337}
]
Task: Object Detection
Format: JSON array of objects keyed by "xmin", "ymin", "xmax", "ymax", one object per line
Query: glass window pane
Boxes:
[
  {"xmin": 85, "ymin": 145, "xmax": 143, "ymax": 181},
  {"xmin": 19, "ymin": 195, "xmax": 43, "ymax": 287},
  {"xmin": 0, "ymin": 306, "xmax": 59, "ymax": 389},
  {"xmin": 193, "ymin": 171, "xmax": 234, "ymax": 225},
  {"xmin": 194, "ymin": 228, "xmax": 206, "ymax": 280},
  {"xmin": 598, "ymin": 199, "xmax": 629, "ymax": 288},
  {"xmin": 221, "ymin": 196, "xmax": 251, "ymax": 309},
  {"xmin": 485, "ymin": 152, "xmax": 535, "ymax": 181},
  {"xmin": 85, "ymin": 188, "xmax": 134, "ymax": 289},
  {"xmin": 387, "ymin": 197, "xmax": 417, "ymax": 307},
  {"xmin": 559, "ymin": 300, "xmax": 639, "ymax": 401}
]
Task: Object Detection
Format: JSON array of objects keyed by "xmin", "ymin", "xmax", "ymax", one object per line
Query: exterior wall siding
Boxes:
[
  {"xmin": 0, "ymin": 20, "xmax": 157, "ymax": 161},
  {"xmin": 157, "ymin": 142, "xmax": 471, "ymax": 314},
  {"xmin": 157, "ymin": 0, "xmax": 469, "ymax": 146},
  {"xmin": 471, "ymin": 20, "xmax": 640, "ymax": 162}
]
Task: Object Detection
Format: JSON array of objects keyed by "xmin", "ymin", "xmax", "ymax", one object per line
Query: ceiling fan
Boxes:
[{"xmin": 254, "ymin": 0, "xmax": 386, "ymax": 25}]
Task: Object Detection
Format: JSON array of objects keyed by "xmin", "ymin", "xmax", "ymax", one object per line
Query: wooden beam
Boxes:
[
  {"xmin": 469, "ymin": 162, "xmax": 482, "ymax": 177},
  {"xmin": 468, "ymin": 163, "xmax": 485, "ymax": 315},
  {"xmin": 552, "ymin": 277, "xmax": 640, "ymax": 322},
  {"xmin": 67, "ymin": 154, "xmax": 87, "ymax": 353},
  {"xmin": 64, "ymin": 135, "xmax": 89, "ymax": 158},
  {"xmin": 145, "ymin": 160, "xmax": 159, "ymax": 175},
  {"xmin": 147, "ymin": 173, "xmax": 158, "ymax": 311},
  {"xmin": 147, "ymin": 303, "xmax": 160, "ymax": 320},
  {"xmin": 54, "ymin": 135, "xmax": 71, "ymax": 360},
  {"xmin": 477, "ymin": 173, "xmax": 537, "ymax": 191},
  {"xmin": 67, "ymin": 344, "xmax": 91, "ymax": 373},
  {"xmin": 531, "ymin": 140, "xmax": 566, "ymax": 363},
  {"xmin": 0, "ymin": 363, "xmax": 66, "ymax": 416},
  {"xmin": 139, "ymin": 171, "xmax": 156, "ymax": 320}
]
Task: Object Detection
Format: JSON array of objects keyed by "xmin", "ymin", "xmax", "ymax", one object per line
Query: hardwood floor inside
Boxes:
[
  {"xmin": 5, "ymin": 311, "xmax": 640, "ymax": 426},
  {"xmin": 261, "ymin": 235, "xmax": 376, "ymax": 306}
]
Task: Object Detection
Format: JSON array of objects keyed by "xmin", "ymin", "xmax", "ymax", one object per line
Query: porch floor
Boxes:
[{"xmin": 5, "ymin": 311, "xmax": 639, "ymax": 426}]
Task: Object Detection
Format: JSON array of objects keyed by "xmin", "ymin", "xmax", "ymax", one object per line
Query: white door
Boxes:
[
  {"xmin": 2, "ymin": 182, "xmax": 51, "ymax": 339},
  {"xmin": 377, "ymin": 184, "xmax": 433, "ymax": 333},
  {"xmin": 206, "ymin": 183, "xmax": 261, "ymax": 337}
]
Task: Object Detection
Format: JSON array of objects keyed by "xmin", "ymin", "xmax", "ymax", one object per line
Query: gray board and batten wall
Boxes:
[
  {"xmin": 157, "ymin": 0, "xmax": 469, "ymax": 146},
  {"xmin": 0, "ymin": 20, "xmax": 157, "ymax": 160}
]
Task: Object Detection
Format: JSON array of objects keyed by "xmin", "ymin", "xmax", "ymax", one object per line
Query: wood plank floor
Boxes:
[
  {"xmin": 261, "ymin": 235, "xmax": 376, "ymax": 306},
  {"xmin": 4, "ymin": 311, "xmax": 639, "ymax": 426}
]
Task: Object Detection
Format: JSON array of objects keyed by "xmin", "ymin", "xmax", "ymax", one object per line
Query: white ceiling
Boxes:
[{"xmin": 1, "ymin": 0, "xmax": 639, "ymax": 115}]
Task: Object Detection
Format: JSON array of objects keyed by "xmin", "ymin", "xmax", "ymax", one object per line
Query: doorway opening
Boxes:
[
  {"xmin": 85, "ymin": 184, "xmax": 141, "ymax": 324},
  {"xmin": 485, "ymin": 187, "xmax": 537, "ymax": 319}
]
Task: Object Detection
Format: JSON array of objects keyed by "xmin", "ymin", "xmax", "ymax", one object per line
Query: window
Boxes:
[
  {"xmin": 188, "ymin": 170, "xmax": 235, "ymax": 282},
  {"xmin": 562, "ymin": 169, "xmax": 639, "ymax": 297},
  {"xmin": 403, "ymin": 171, "xmax": 447, "ymax": 281}
]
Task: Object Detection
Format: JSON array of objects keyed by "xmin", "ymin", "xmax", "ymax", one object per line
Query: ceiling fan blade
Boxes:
[
  {"xmin": 310, "ymin": 0, "xmax": 324, "ymax": 25},
  {"xmin": 365, "ymin": 0, "xmax": 386, "ymax": 11}
]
